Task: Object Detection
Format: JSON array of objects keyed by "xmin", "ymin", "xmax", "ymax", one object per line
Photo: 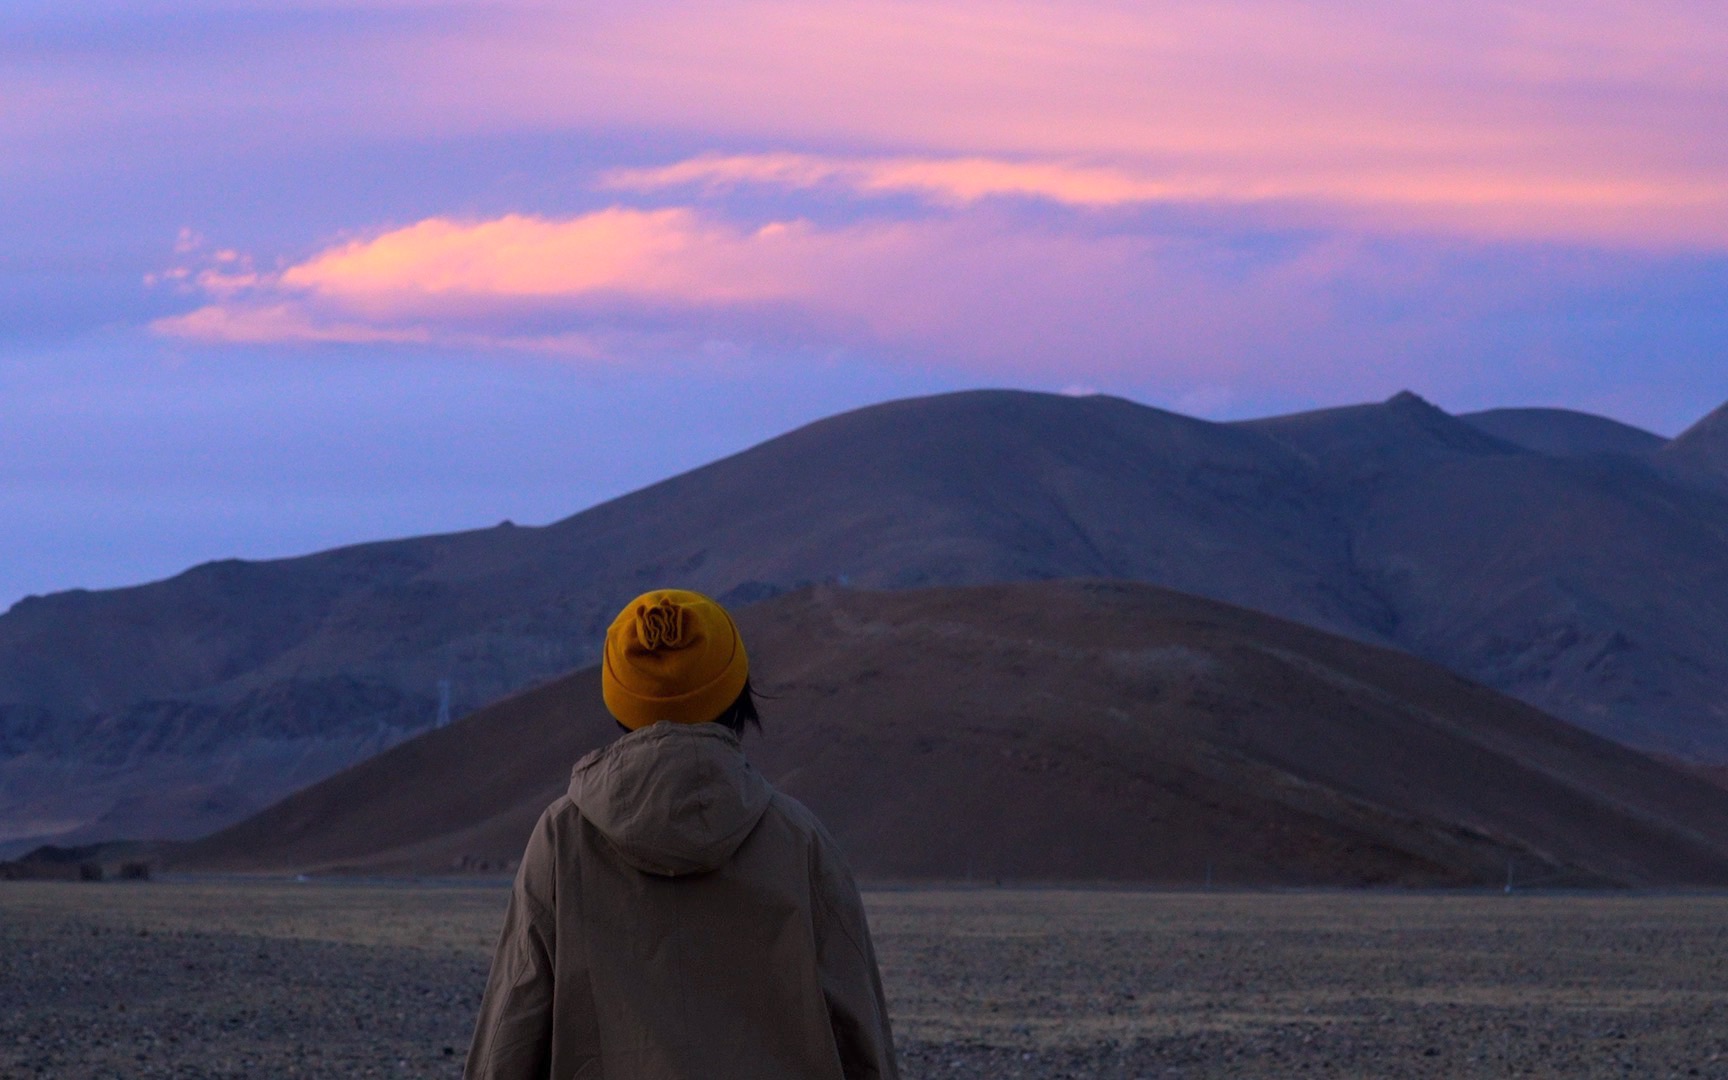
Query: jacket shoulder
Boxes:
[
  {"xmin": 516, "ymin": 795, "xmax": 581, "ymax": 898},
  {"xmin": 760, "ymin": 791, "xmax": 857, "ymax": 878},
  {"xmin": 762, "ymin": 790, "xmax": 829, "ymax": 841},
  {"xmin": 539, "ymin": 793, "xmax": 579, "ymax": 829}
]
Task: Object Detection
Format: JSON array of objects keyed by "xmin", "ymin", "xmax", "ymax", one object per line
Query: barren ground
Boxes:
[{"xmin": 3, "ymin": 881, "xmax": 1727, "ymax": 1078}]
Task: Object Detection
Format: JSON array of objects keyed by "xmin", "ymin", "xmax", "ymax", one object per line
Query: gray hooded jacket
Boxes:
[{"xmin": 465, "ymin": 722, "xmax": 899, "ymax": 1080}]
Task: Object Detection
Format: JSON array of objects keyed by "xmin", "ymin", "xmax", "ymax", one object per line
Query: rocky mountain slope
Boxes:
[
  {"xmin": 5, "ymin": 388, "xmax": 1726, "ymax": 852},
  {"xmin": 178, "ymin": 583, "xmax": 1728, "ymax": 887}
]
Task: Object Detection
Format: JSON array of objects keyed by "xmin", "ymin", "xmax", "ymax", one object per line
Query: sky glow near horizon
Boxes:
[{"xmin": 4, "ymin": 0, "xmax": 1728, "ymax": 606}]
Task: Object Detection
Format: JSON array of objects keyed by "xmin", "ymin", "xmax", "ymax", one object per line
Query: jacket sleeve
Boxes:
[
  {"xmin": 465, "ymin": 811, "xmax": 560, "ymax": 1080},
  {"xmin": 812, "ymin": 830, "xmax": 900, "ymax": 1080}
]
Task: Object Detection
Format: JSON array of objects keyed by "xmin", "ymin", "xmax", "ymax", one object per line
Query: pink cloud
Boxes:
[
  {"xmin": 276, "ymin": 209, "xmax": 804, "ymax": 308},
  {"xmin": 150, "ymin": 204, "xmax": 1363, "ymax": 388},
  {"xmin": 151, "ymin": 208, "xmax": 821, "ymax": 353},
  {"xmin": 602, "ymin": 154, "xmax": 1197, "ymax": 208},
  {"xmin": 602, "ymin": 151, "xmax": 1728, "ymax": 246},
  {"xmin": 152, "ymin": 303, "xmax": 436, "ymax": 347}
]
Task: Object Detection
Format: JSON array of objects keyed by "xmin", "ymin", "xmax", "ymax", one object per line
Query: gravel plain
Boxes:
[{"xmin": 3, "ymin": 881, "xmax": 1728, "ymax": 1078}]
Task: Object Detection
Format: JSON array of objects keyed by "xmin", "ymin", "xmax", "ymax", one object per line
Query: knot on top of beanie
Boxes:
[{"xmin": 638, "ymin": 597, "xmax": 689, "ymax": 651}]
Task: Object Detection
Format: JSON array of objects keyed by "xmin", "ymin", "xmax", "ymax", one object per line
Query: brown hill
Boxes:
[{"xmin": 178, "ymin": 582, "xmax": 1728, "ymax": 887}]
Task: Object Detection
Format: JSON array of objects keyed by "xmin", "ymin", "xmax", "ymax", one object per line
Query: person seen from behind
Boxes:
[{"xmin": 465, "ymin": 588, "xmax": 899, "ymax": 1079}]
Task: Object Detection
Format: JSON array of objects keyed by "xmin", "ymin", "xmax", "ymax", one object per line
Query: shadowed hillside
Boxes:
[
  {"xmin": 1243, "ymin": 397, "xmax": 1728, "ymax": 755},
  {"xmin": 1460, "ymin": 407, "xmax": 1666, "ymax": 458},
  {"xmin": 1665, "ymin": 401, "xmax": 1728, "ymax": 481},
  {"xmin": 178, "ymin": 583, "xmax": 1728, "ymax": 887},
  {"xmin": 8, "ymin": 388, "xmax": 1728, "ymax": 851}
]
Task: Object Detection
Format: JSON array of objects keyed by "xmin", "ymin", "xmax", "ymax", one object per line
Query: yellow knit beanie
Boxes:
[{"xmin": 602, "ymin": 589, "xmax": 749, "ymax": 730}]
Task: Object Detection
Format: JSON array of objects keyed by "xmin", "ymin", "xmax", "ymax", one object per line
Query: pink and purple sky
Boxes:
[{"xmin": 4, "ymin": 0, "xmax": 1727, "ymax": 605}]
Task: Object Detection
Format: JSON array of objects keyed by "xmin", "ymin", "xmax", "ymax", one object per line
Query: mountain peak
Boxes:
[{"xmin": 1238, "ymin": 390, "xmax": 1516, "ymax": 477}]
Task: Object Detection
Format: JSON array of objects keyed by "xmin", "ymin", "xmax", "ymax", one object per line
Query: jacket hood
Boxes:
[{"xmin": 569, "ymin": 722, "xmax": 773, "ymax": 877}]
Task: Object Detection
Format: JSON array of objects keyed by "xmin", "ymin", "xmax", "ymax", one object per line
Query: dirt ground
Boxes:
[{"xmin": 3, "ymin": 881, "xmax": 1727, "ymax": 1079}]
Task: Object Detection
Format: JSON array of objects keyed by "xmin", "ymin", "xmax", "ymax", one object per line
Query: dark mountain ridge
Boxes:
[
  {"xmin": 1241, "ymin": 390, "xmax": 1525, "ymax": 482},
  {"xmin": 5, "ymin": 388, "xmax": 1728, "ymax": 851},
  {"xmin": 1460, "ymin": 407, "xmax": 1666, "ymax": 458}
]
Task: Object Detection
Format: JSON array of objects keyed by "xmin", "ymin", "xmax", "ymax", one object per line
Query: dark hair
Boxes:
[{"xmin": 710, "ymin": 677, "xmax": 761, "ymax": 737}]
